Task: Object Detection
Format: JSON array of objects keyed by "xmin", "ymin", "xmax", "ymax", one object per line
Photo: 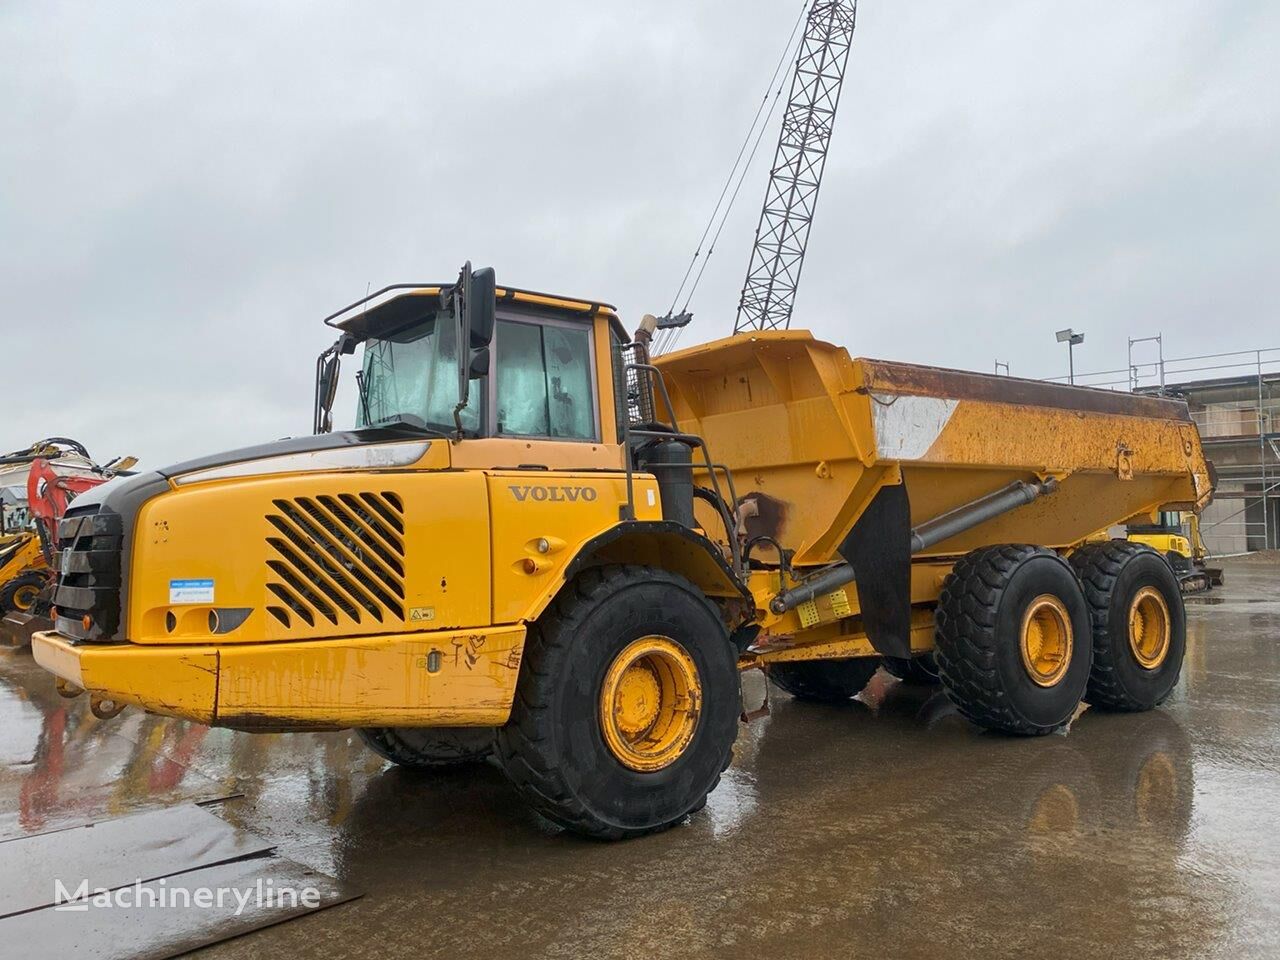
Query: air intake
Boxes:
[{"xmin": 264, "ymin": 491, "xmax": 405, "ymax": 629}]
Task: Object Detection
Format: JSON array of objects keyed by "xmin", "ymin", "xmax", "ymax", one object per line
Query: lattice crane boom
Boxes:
[{"xmin": 734, "ymin": 0, "xmax": 858, "ymax": 334}]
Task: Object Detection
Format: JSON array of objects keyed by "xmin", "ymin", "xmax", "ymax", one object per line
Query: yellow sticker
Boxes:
[{"xmin": 409, "ymin": 607, "xmax": 436, "ymax": 622}]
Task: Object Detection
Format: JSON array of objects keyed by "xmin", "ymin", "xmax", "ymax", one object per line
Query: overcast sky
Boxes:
[{"xmin": 2, "ymin": 1, "xmax": 1277, "ymax": 468}]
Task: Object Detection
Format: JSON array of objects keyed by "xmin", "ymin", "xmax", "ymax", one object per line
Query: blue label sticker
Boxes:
[{"xmin": 169, "ymin": 579, "xmax": 215, "ymax": 604}]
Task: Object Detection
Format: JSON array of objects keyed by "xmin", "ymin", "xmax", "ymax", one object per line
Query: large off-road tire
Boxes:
[
  {"xmin": 357, "ymin": 727, "xmax": 494, "ymax": 769},
  {"xmin": 935, "ymin": 544, "xmax": 1092, "ymax": 736},
  {"xmin": 495, "ymin": 565, "xmax": 739, "ymax": 840},
  {"xmin": 1069, "ymin": 540, "xmax": 1186, "ymax": 712},
  {"xmin": 883, "ymin": 652, "xmax": 940, "ymax": 685},
  {"xmin": 0, "ymin": 571, "xmax": 45, "ymax": 614},
  {"xmin": 766, "ymin": 657, "xmax": 881, "ymax": 702}
]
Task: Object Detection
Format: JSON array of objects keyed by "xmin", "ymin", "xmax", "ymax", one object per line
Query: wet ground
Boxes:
[{"xmin": 1, "ymin": 556, "xmax": 1277, "ymax": 959}]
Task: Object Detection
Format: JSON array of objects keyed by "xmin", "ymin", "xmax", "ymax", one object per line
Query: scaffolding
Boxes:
[{"xmin": 1045, "ymin": 343, "xmax": 1280, "ymax": 555}]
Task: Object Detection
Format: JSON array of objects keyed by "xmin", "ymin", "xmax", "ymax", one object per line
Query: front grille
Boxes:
[
  {"xmin": 263, "ymin": 491, "xmax": 406, "ymax": 630},
  {"xmin": 53, "ymin": 504, "xmax": 123, "ymax": 641}
]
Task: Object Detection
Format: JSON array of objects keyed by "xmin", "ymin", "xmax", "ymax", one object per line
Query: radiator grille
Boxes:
[
  {"xmin": 53, "ymin": 503, "xmax": 124, "ymax": 641},
  {"xmin": 264, "ymin": 491, "xmax": 405, "ymax": 629}
]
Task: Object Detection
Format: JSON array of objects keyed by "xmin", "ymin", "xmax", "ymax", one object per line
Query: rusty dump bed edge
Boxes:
[
  {"xmin": 654, "ymin": 330, "xmax": 1211, "ymax": 563},
  {"xmin": 860, "ymin": 359, "xmax": 1191, "ymax": 422}
]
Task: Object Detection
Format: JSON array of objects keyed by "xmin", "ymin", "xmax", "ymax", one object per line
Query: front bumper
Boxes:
[{"xmin": 32, "ymin": 625, "xmax": 526, "ymax": 730}]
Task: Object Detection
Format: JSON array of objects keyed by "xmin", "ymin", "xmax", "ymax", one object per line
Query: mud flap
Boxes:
[{"xmin": 837, "ymin": 483, "xmax": 913, "ymax": 659}]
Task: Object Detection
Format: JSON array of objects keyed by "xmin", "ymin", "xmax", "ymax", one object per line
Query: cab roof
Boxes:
[{"xmin": 325, "ymin": 283, "xmax": 627, "ymax": 342}]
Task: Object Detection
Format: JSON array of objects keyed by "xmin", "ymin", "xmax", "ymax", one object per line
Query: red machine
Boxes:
[
  {"xmin": 27, "ymin": 456, "xmax": 109, "ymax": 558},
  {"xmin": 0, "ymin": 439, "xmax": 136, "ymax": 643}
]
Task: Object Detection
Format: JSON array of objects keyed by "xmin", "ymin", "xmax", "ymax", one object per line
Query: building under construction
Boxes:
[
  {"xmin": 1057, "ymin": 345, "xmax": 1279, "ymax": 556},
  {"xmin": 1166, "ymin": 367, "xmax": 1279, "ymax": 555}
]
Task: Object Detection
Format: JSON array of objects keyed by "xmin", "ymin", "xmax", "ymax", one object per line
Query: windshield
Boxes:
[{"xmin": 354, "ymin": 305, "xmax": 481, "ymax": 434}]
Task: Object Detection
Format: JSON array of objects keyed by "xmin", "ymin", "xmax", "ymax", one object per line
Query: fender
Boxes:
[{"xmin": 558, "ymin": 520, "xmax": 751, "ymax": 607}]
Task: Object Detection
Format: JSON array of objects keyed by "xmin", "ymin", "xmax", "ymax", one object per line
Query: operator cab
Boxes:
[
  {"xmin": 314, "ymin": 266, "xmax": 632, "ymax": 448},
  {"xmin": 313, "ymin": 264, "xmax": 728, "ymax": 540},
  {"xmin": 1128, "ymin": 510, "xmax": 1187, "ymax": 537}
]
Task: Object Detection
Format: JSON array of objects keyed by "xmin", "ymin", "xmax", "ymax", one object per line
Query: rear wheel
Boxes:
[
  {"xmin": 495, "ymin": 565, "xmax": 739, "ymax": 840},
  {"xmin": 766, "ymin": 657, "xmax": 881, "ymax": 702},
  {"xmin": 357, "ymin": 727, "xmax": 494, "ymax": 769},
  {"xmin": 935, "ymin": 545, "xmax": 1092, "ymax": 736},
  {"xmin": 0, "ymin": 571, "xmax": 45, "ymax": 614},
  {"xmin": 1070, "ymin": 540, "xmax": 1186, "ymax": 711}
]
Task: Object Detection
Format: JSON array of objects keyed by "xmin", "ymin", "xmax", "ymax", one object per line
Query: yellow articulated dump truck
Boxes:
[{"xmin": 33, "ymin": 264, "xmax": 1213, "ymax": 839}]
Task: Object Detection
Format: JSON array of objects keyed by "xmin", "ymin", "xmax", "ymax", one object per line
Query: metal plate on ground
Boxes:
[
  {"xmin": 0, "ymin": 649, "xmax": 235, "ymax": 842},
  {"xmin": 0, "ymin": 804, "xmax": 274, "ymax": 918},
  {"xmin": 0, "ymin": 854, "xmax": 357, "ymax": 960}
]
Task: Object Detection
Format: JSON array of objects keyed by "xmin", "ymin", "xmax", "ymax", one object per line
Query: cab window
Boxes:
[{"xmin": 493, "ymin": 318, "xmax": 597, "ymax": 440}]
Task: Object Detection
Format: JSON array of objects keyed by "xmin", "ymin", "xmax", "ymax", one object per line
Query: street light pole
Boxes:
[{"xmin": 1055, "ymin": 328, "xmax": 1085, "ymax": 384}]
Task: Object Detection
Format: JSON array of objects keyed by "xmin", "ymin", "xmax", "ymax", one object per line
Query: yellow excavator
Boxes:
[
  {"xmin": 1124, "ymin": 510, "xmax": 1221, "ymax": 592},
  {"xmin": 0, "ymin": 533, "xmax": 47, "ymax": 616}
]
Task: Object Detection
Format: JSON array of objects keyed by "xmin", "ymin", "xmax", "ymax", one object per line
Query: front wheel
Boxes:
[{"xmin": 496, "ymin": 565, "xmax": 740, "ymax": 840}]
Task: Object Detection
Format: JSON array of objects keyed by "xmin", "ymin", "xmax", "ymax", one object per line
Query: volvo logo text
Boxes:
[{"xmin": 509, "ymin": 485, "xmax": 598, "ymax": 503}]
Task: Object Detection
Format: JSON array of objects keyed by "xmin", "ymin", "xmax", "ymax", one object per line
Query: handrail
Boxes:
[{"xmin": 620, "ymin": 361, "xmax": 744, "ymax": 576}]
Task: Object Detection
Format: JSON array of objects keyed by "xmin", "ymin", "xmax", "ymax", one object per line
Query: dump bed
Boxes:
[{"xmin": 654, "ymin": 331, "xmax": 1212, "ymax": 566}]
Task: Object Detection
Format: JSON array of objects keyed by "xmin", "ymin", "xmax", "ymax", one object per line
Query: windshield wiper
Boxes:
[{"xmin": 354, "ymin": 370, "xmax": 373, "ymax": 426}]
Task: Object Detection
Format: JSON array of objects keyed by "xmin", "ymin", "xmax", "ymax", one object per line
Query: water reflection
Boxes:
[{"xmin": 0, "ymin": 644, "xmax": 1235, "ymax": 959}]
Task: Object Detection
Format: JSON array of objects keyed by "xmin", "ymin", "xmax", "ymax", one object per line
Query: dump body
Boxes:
[{"xmin": 655, "ymin": 330, "xmax": 1212, "ymax": 567}]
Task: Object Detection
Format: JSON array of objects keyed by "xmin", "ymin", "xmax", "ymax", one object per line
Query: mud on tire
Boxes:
[
  {"xmin": 495, "ymin": 565, "xmax": 740, "ymax": 840},
  {"xmin": 766, "ymin": 657, "xmax": 881, "ymax": 702},
  {"xmin": 1070, "ymin": 540, "xmax": 1186, "ymax": 712},
  {"xmin": 357, "ymin": 726, "xmax": 495, "ymax": 769},
  {"xmin": 935, "ymin": 544, "xmax": 1092, "ymax": 736}
]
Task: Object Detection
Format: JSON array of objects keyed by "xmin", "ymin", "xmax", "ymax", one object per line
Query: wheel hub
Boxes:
[
  {"xmin": 599, "ymin": 636, "xmax": 701, "ymax": 772},
  {"xmin": 13, "ymin": 583, "xmax": 39, "ymax": 611},
  {"xmin": 1128, "ymin": 586, "xmax": 1171, "ymax": 669},
  {"xmin": 1020, "ymin": 594, "xmax": 1073, "ymax": 687}
]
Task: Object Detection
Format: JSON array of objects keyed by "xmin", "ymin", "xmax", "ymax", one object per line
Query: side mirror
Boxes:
[
  {"xmin": 319, "ymin": 354, "xmax": 340, "ymax": 408},
  {"xmin": 468, "ymin": 346, "xmax": 490, "ymax": 380},
  {"xmin": 464, "ymin": 265, "xmax": 496, "ymax": 349},
  {"xmin": 453, "ymin": 261, "xmax": 496, "ymax": 436}
]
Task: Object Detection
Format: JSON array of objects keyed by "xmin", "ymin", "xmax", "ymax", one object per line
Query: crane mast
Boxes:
[{"xmin": 734, "ymin": 0, "xmax": 858, "ymax": 334}]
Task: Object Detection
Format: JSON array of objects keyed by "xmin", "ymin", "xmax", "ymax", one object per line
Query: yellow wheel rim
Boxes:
[
  {"xmin": 12, "ymin": 583, "xmax": 39, "ymax": 612},
  {"xmin": 1129, "ymin": 586, "xmax": 1171, "ymax": 669},
  {"xmin": 599, "ymin": 636, "xmax": 701, "ymax": 772},
  {"xmin": 1020, "ymin": 594, "xmax": 1073, "ymax": 687}
]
